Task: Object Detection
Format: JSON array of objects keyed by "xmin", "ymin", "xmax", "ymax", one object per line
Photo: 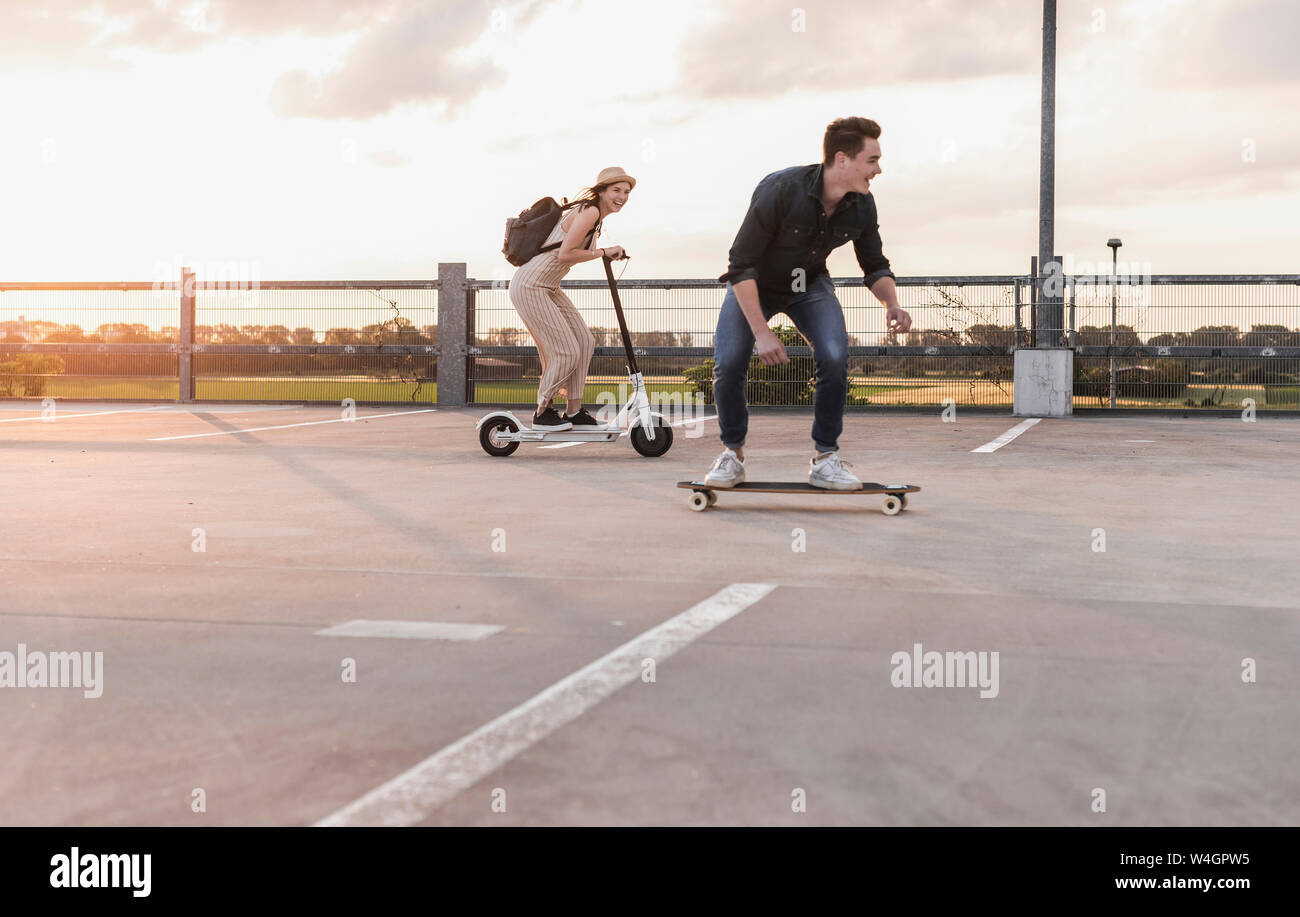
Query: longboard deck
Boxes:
[
  {"xmin": 677, "ymin": 480, "xmax": 920, "ymax": 514},
  {"xmin": 677, "ymin": 481, "xmax": 920, "ymax": 495}
]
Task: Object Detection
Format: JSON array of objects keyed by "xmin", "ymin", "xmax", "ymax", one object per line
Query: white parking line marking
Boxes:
[
  {"xmin": 315, "ymin": 582, "xmax": 777, "ymax": 827},
  {"xmin": 0, "ymin": 406, "xmax": 170, "ymax": 423},
  {"xmin": 670, "ymin": 414, "xmax": 716, "ymax": 428},
  {"xmin": 613, "ymin": 413, "xmax": 717, "ymax": 441},
  {"xmin": 972, "ymin": 418, "xmax": 1042, "ymax": 452},
  {"xmin": 148, "ymin": 409, "xmax": 435, "ymax": 441},
  {"xmin": 316, "ymin": 620, "xmax": 504, "ymax": 641},
  {"xmin": 142, "ymin": 405, "xmax": 303, "ymax": 414}
]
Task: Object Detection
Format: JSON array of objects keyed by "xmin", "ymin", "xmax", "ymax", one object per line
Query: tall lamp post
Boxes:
[
  {"xmin": 1107, "ymin": 238, "xmax": 1122, "ymax": 408},
  {"xmin": 1038, "ymin": 0, "xmax": 1058, "ymax": 348}
]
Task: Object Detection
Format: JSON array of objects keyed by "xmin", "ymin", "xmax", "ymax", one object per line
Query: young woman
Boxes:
[{"xmin": 508, "ymin": 166, "xmax": 633, "ymax": 430}]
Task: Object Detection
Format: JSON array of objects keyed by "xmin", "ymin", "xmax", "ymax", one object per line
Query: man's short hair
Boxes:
[{"xmin": 823, "ymin": 117, "xmax": 882, "ymax": 166}]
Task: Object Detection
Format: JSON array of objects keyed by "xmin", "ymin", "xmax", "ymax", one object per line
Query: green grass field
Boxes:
[
  {"xmin": 16, "ymin": 376, "xmax": 178, "ymax": 400},
  {"xmin": 199, "ymin": 378, "xmax": 436, "ymax": 402},
  {"xmin": 6, "ymin": 375, "xmax": 1298, "ymax": 410},
  {"xmin": 471, "ymin": 378, "xmax": 695, "ymax": 404},
  {"xmin": 9, "ymin": 374, "xmax": 916, "ymax": 403},
  {"xmin": 12, "ymin": 376, "xmax": 435, "ymax": 402},
  {"xmin": 474, "ymin": 379, "xmax": 932, "ymax": 405},
  {"xmin": 1071, "ymin": 385, "xmax": 1292, "ymax": 409}
]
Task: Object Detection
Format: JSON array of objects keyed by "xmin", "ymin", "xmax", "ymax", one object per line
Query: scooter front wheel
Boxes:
[
  {"xmin": 479, "ymin": 417, "xmax": 521, "ymax": 456},
  {"xmin": 630, "ymin": 419, "xmax": 673, "ymax": 457}
]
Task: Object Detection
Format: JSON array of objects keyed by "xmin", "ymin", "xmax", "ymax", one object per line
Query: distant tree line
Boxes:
[
  {"xmin": 0, "ymin": 319, "xmax": 438, "ymax": 380},
  {"xmin": 5, "ymin": 316, "xmax": 1299, "ymax": 398}
]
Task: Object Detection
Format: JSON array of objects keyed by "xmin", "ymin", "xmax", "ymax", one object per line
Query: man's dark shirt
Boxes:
[{"xmin": 720, "ymin": 163, "xmax": 894, "ymax": 298}]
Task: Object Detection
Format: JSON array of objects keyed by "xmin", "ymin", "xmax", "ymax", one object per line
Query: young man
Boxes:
[{"xmin": 704, "ymin": 116, "xmax": 913, "ymax": 490}]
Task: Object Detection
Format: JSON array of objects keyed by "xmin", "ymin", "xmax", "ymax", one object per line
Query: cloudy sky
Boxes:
[{"xmin": 1, "ymin": 0, "xmax": 1297, "ymax": 283}]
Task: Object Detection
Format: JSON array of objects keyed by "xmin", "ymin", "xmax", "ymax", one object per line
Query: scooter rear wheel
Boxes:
[
  {"xmin": 479, "ymin": 417, "xmax": 521, "ymax": 456},
  {"xmin": 630, "ymin": 419, "xmax": 674, "ymax": 457}
]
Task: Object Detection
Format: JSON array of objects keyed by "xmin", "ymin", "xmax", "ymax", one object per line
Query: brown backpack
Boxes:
[{"xmin": 502, "ymin": 198, "xmax": 600, "ymax": 266}]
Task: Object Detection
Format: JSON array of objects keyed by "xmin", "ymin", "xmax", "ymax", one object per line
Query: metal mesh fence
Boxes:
[
  {"xmin": 3, "ymin": 272, "xmax": 1296, "ymax": 410},
  {"xmin": 468, "ymin": 277, "xmax": 1021, "ymax": 408},
  {"xmin": 0, "ymin": 285, "xmax": 179, "ymax": 399},
  {"xmin": 192, "ymin": 283, "xmax": 438, "ymax": 403},
  {"xmin": 1069, "ymin": 277, "xmax": 1300, "ymax": 343},
  {"xmin": 1067, "ymin": 277, "xmax": 1300, "ymax": 409}
]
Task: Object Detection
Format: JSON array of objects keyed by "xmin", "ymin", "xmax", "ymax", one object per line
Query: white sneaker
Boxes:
[
  {"xmin": 809, "ymin": 452, "xmax": 862, "ymax": 490},
  {"xmin": 703, "ymin": 449, "xmax": 745, "ymax": 488}
]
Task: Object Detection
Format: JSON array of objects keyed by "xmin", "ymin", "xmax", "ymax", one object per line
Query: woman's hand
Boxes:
[{"xmin": 601, "ymin": 245, "xmax": 627, "ymax": 261}]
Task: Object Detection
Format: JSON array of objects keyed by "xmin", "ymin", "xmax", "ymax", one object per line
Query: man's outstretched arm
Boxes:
[
  {"xmin": 722, "ymin": 180, "xmax": 791, "ymax": 364},
  {"xmin": 853, "ymin": 201, "xmax": 911, "ymax": 334},
  {"xmin": 868, "ymin": 275, "xmax": 912, "ymax": 334}
]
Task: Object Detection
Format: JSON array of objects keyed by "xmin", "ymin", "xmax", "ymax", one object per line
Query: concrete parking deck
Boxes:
[{"xmin": 1, "ymin": 402, "xmax": 1296, "ymax": 825}]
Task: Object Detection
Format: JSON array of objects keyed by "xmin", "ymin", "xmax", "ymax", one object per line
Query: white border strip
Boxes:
[
  {"xmin": 971, "ymin": 418, "xmax": 1041, "ymax": 453},
  {"xmin": 149, "ymin": 409, "xmax": 435, "ymax": 441},
  {"xmin": 315, "ymin": 582, "xmax": 777, "ymax": 827}
]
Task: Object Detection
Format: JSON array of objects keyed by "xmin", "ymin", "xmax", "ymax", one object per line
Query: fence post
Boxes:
[
  {"xmin": 437, "ymin": 262, "xmax": 467, "ymax": 407},
  {"xmin": 179, "ymin": 266, "xmax": 195, "ymax": 403},
  {"xmin": 1053, "ymin": 253, "xmax": 1063, "ymax": 347},
  {"xmin": 1029, "ymin": 256, "xmax": 1038, "ymax": 348},
  {"xmin": 1067, "ymin": 275, "xmax": 1076, "ymax": 346},
  {"xmin": 1015, "ymin": 251, "xmax": 1073, "ymax": 416},
  {"xmin": 466, "ymin": 284, "xmax": 476, "ymax": 405},
  {"xmin": 1014, "ymin": 278, "xmax": 1023, "ymax": 346}
]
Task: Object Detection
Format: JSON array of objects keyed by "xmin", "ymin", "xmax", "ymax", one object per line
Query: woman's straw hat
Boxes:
[{"xmin": 595, "ymin": 166, "xmax": 636, "ymax": 190}]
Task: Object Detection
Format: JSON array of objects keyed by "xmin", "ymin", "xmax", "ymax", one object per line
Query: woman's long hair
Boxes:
[{"xmin": 563, "ymin": 182, "xmax": 611, "ymax": 237}]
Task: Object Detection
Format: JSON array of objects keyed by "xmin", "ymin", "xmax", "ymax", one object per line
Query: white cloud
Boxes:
[
  {"xmin": 673, "ymin": 0, "xmax": 1041, "ymax": 99},
  {"xmin": 2, "ymin": 0, "xmax": 1297, "ymax": 282}
]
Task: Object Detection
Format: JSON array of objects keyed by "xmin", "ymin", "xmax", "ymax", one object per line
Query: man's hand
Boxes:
[
  {"xmin": 755, "ymin": 328, "xmax": 789, "ymax": 365},
  {"xmin": 885, "ymin": 306, "xmax": 912, "ymax": 334},
  {"xmin": 732, "ymin": 278, "xmax": 787, "ymax": 364}
]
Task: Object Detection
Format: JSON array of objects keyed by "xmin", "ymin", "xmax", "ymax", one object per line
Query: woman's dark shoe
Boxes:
[
  {"xmin": 531, "ymin": 406, "xmax": 572, "ymax": 431},
  {"xmin": 564, "ymin": 408, "xmax": 601, "ymax": 427}
]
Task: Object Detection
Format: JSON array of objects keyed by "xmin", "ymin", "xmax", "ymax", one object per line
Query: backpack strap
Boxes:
[{"xmin": 538, "ymin": 203, "xmax": 599, "ymax": 255}]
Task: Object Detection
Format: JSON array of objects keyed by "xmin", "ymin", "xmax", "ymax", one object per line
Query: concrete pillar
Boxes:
[
  {"xmin": 1014, "ymin": 347, "xmax": 1073, "ymax": 416},
  {"xmin": 437, "ymin": 262, "xmax": 468, "ymax": 407},
  {"xmin": 178, "ymin": 267, "xmax": 195, "ymax": 403}
]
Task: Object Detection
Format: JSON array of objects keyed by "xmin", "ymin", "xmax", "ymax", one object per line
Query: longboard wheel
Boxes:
[
  {"xmin": 898, "ymin": 493, "xmax": 908, "ymax": 509},
  {"xmin": 688, "ymin": 491, "xmax": 710, "ymax": 512},
  {"xmin": 882, "ymin": 495, "xmax": 902, "ymax": 515},
  {"xmin": 706, "ymin": 491, "xmax": 718, "ymax": 507}
]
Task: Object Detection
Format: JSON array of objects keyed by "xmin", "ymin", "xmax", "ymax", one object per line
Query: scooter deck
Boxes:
[
  {"xmin": 677, "ymin": 481, "xmax": 920, "ymax": 514},
  {"xmin": 515, "ymin": 426, "xmax": 622, "ymax": 442}
]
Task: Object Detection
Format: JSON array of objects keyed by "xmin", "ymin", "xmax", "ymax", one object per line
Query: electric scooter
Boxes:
[{"xmin": 476, "ymin": 254, "xmax": 674, "ymax": 458}]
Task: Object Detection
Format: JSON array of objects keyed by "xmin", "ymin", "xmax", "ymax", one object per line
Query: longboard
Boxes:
[{"xmin": 677, "ymin": 480, "xmax": 920, "ymax": 514}]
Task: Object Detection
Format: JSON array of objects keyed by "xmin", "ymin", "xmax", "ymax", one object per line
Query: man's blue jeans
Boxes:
[{"xmin": 712, "ymin": 273, "xmax": 848, "ymax": 454}]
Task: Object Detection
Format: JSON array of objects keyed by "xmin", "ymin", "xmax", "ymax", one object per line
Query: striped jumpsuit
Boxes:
[{"xmin": 508, "ymin": 206, "xmax": 599, "ymax": 411}]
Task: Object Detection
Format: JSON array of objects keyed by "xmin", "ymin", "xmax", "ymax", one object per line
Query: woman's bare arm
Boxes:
[{"xmin": 555, "ymin": 206, "xmax": 606, "ymax": 265}]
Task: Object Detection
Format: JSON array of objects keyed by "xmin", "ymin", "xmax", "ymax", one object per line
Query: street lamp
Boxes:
[{"xmin": 1107, "ymin": 238, "xmax": 1122, "ymax": 408}]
